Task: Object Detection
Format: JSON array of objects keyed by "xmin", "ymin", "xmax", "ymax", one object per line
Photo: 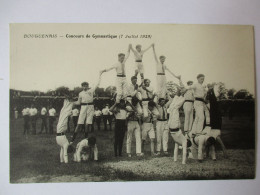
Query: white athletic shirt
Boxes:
[
  {"xmin": 49, "ymin": 108, "xmax": 56, "ymax": 116},
  {"xmin": 102, "ymin": 107, "xmax": 110, "ymax": 115},
  {"xmin": 41, "ymin": 107, "xmax": 47, "ymax": 115},
  {"xmin": 156, "ymin": 63, "xmax": 167, "ymax": 74},
  {"xmin": 128, "ymin": 83, "xmax": 138, "ymax": 97},
  {"xmin": 114, "ymin": 109, "xmax": 127, "ymax": 120},
  {"xmin": 29, "ymin": 108, "xmax": 37, "ymax": 116},
  {"xmin": 76, "ymin": 139, "xmax": 98, "ymax": 160},
  {"xmin": 133, "ymin": 51, "xmax": 144, "ymax": 61},
  {"xmin": 184, "ymin": 89, "xmax": 194, "ymax": 101},
  {"xmin": 79, "ymin": 88, "xmax": 95, "ymax": 104},
  {"xmin": 139, "ymin": 86, "xmax": 154, "ymax": 99},
  {"xmin": 168, "ymin": 96, "xmax": 185, "ymax": 129},
  {"xmin": 72, "ymin": 108, "xmax": 79, "ymax": 116},
  {"xmin": 94, "ymin": 110, "xmax": 102, "ymax": 117},
  {"xmin": 57, "ymin": 99, "xmax": 74, "ymax": 133},
  {"xmin": 22, "ymin": 108, "xmax": 30, "ymax": 116},
  {"xmin": 187, "ymin": 83, "xmax": 207, "ymax": 99},
  {"xmin": 106, "ymin": 52, "xmax": 130, "ymax": 75}
]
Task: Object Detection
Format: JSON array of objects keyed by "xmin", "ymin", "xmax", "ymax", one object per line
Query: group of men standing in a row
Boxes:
[{"xmin": 21, "ymin": 105, "xmax": 56, "ymax": 135}]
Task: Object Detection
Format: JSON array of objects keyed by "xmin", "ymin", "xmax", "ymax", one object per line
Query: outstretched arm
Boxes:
[
  {"xmin": 152, "ymin": 44, "xmax": 159, "ymax": 63},
  {"xmin": 93, "ymin": 71, "xmax": 104, "ymax": 91},
  {"xmin": 165, "ymin": 66, "xmax": 181, "ymax": 80},
  {"xmin": 123, "ymin": 44, "xmax": 131, "ymax": 63},
  {"xmin": 142, "ymin": 44, "xmax": 153, "ymax": 54}
]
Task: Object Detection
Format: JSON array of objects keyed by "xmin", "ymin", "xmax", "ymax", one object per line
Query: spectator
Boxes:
[
  {"xmin": 92, "ymin": 107, "xmax": 102, "ymax": 132},
  {"xmin": 29, "ymin": 104, "xmax": 38, "ymax": 135},
  {"xmin": 49, "ymin": 105, "xmax": 56, "ymax": 134},
  {"xmin": 40, "ymin": 106, "xmax": 48, "ymax": 134},
  {"xmin": 102, "ymin": 104, "xmax": 110, "ymax": 131},
  {"xmin": 22, "ymin": 106, "xmax": 30, "ymax": 136},
  {"xmin": 72, "ymin": 106, "xmax": 79, "ymax": 131}
]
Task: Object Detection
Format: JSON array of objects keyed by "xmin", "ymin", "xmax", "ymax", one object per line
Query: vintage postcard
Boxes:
[{"xmin": 10, "ymin": 24, "xmax": 255, "ymax": 183}]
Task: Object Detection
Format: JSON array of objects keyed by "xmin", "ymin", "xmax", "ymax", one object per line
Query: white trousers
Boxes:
[
  {"xmin": 183, "ymin": 102, "xmax": 194, "ymax": 132},
  {"xmin": 190, "ymin": 135, "xmax": 216, "ymax": 160},
  {"xmin": 156, "ymin": 75, "xmax": 167, "ymax": 99},
  {"xmin": 116, "ymin": 77, "xmax": 128, "ymax": 102},
  {"xmin": 204, "ymin": 103, "xmax": 210, "ymax": 125},
  {"xmin": 156, "ymin": 121, "xmax": 169, "ymax": 152},
  {"xmin": 56, "ymin": 135, "xmax": 69, "ymax": 163},
  {"xmin": 170, "ymin": 130, "xmax": 187, "ymax": 164},
  {"xmin": 126, "ymin": 121, "xmax": 142, "ymax": 154},
  {"xmin": 191, "ymin": 101, "xmax": 205, "ymax": 134}
]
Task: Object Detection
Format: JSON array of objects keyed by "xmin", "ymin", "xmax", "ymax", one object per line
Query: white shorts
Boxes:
[
  {"xmin": 78, "ymin": 105, "xmax": 94, "ymax": 125},
  {"xmin": 142, "ymin": 123, "xmax": 155, "ymax": 140},
  {"xmin": 209, "ymin": 129, "xmax": 221, "ymax": 139},
  {"xmin": 202, "ymin": 126, "xmax": 221, "ymax": 139},
  {"xmin": 56, "ymin": 135, "xmax": 69, "ymax": 147},
  {"xmin": 135, "ymin": 62, "xmax": 144, "ymax": 74}
]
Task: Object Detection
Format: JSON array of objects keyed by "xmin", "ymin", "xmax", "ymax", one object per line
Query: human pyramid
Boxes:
[{"xmin": 56, "ymin": 43, "xmax": 227, "ymax": 164}]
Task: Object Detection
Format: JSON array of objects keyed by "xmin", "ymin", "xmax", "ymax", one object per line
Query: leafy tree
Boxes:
[
  {"xmin": 234, "ymin": 89, "xmax": 253, "ymax": 99},
  {"xmin": 227, "ymin": 88, "xmax": 236, "ymax": 99}
]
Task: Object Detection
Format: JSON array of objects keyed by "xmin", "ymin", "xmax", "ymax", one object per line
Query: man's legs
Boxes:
[
  {"xmin": 118, "ymin": 121, "xmax": 126, "ymax": 156},
  {"xmin": 114, "ymin": 121, "xmax": 119, "ymax": 156},
  {"xmin": 184, "ymin": 102, "xmax": 193, "ymax": 132},
  {"xmin": 162, "ymin": 123, "xmax": 169, "ymax": 153},
  {"xmin": 103, "ymin": 116, "xmax": 108, "ymax": 131},
  {"xmin": 216, "ymin": 136, "xmax": 228, "ymax": 158},
  {"xmin": 116, "ymin": 77, "xmax": 123, "ymax": 103},
  {"xmin": 126, "ymin": 122, "xmax": 134, "ymax": 155},
  {"xmin": 192, "ymin": 101, "xmax": 205, "ymax": 134},
  {"xmin": 134, "ymin": 123, "xmax": 142, "ymax": 154},
  {"xmin": 156, "ymin": 121, "xmax": 163, "ymax": 153}
]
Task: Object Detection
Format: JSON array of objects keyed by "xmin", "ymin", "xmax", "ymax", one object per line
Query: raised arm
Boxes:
[
  {"xmin": 152, "ymin": 44, "xmax": 159, "ymax": 63},
  {"xmin": 93, "ymin": 71, "xmax": 104, "ymax": 91},
  {"xmin": 123, "ymin": 44, "xmax": 131, "ymax": 63},
  {"xmin": 142, "ymin": 44, "xmax": 153, "ymax": 54},
  {"xmin": 165, "ymin": 66, "xmax": 181, "ymax": 80},
  {"xmin": 109, "ymin": 102, "xmax": 118, "ymax": 113}
]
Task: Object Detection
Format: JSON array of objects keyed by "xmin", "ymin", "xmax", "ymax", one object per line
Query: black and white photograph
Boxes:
[{"xmin": 9, "ymin": 23, "xmax": 256, "ymax": 183}]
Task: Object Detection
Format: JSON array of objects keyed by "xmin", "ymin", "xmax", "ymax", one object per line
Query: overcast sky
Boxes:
[{"xmin": 10, "ymin": 24, "xmax": 255, "ymax": 95}]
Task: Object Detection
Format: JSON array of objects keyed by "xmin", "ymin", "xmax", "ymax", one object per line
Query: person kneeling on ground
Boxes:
[{"xmin": 73, "ymin": 136, "xmax": 98, "ymax": 162}]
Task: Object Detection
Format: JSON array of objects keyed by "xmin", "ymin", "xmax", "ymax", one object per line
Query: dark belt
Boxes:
[
  {"xmin": 185, "ymin": 100, "xmax": 194, "ymax": 103},
  {"xmin": 117, "ymin": 74, "xmax": 126, "ymax": 77},
  {"xmin": 157, "ymin": 73, "xmax": 165, "ymax": 75},
  {"xmin": 170, "ymin": 128, "xmax": 179, "ymax": 133},
  {"xmin": 195, "ymin": 97, "xmax": 205, "ymax": 102},
  {"xmin": 56, "ymin": 132, "xmax": 65, "ymax": 136},
  {"xmin": 128, "ymin": 120, "xmax": 139, "ymax": 122},
  {"xmin": 136, "ymin": 60, "xmax": 142, "ymax": 62},
  {"xmin": 157, "ymin": 119, "xmax": 167, "ymax": 121},
  {"xmin": 205, "ymin": 124, "xmax": 211, "ymax": 127},
  {"xmin": 81, "ymin": 102, "xmax": 94, "ymax": 105},
  {"xmin": 127, "ymin": 95, "xmax": 132, "ymax": 98}
]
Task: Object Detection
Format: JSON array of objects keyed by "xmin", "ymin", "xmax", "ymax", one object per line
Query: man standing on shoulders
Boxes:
[
  {"xmin": 183, "ymin": 81, "xmax": 194, "ymax": 135},
  {"xmin": 186, "ymin": 74, "xmax": 208, "ymax": 134},
  {"xmin": 71, "ymin": 71, "xmax": 104, "ymax": 141}
]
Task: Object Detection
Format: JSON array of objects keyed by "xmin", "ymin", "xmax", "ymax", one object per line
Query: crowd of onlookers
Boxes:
[{"xmin": 13, "ymin": 104, "xmax": 115, "ymax": 135}]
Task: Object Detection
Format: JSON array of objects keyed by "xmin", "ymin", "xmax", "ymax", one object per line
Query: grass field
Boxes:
[{"xmin": 10, "ymin": 115, "xmax": 255, "ymax": 183}]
